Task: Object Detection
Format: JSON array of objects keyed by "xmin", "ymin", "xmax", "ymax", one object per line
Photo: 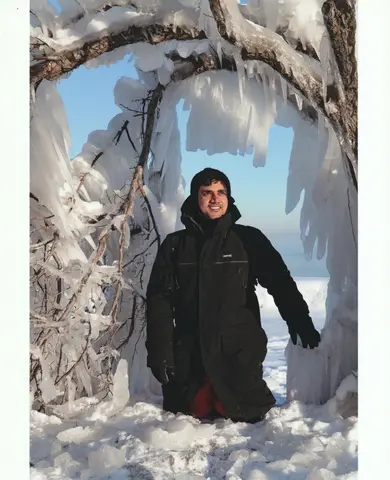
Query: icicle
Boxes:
[
  {"xmin": 319, "ymin": 32, "xmax": 330, "ymax": 105},
  {"xmin": 317, "ymin": 111, "xmax": 326, "ymax": 141},
  {"xmin": 243, "ymin": 104, "xmax": 253, "ymax": 150},
  {"xmin": 67, "ymin": 376, "xmax": 76, "ymax": 407},
  {"xmin": 234, "ymin": 51, "xmax": 245, "ymax": 105},
  {"xmin": 199, "ymin": 0, "xmax": 219, "ymax": 44},
  {"xmin": 265, "ymin": 67, "xmax": 277, "ymax": 110},
  {"xmin": 280, "ymin": 76, "xmax": 288, "ymax": 105},
  {"xmin": 245, "ymin": 61, "xmax": 255, "ymax": 79},
  {"xmin": 112, "ymin": 359, "xmax": 130, "ymax": 410},
  {"xmin": 295, "ymin": 92, "xmax": 303, "ymax": 111},
  {"xmin": 257, "ymin": 64, "xmax": 270, "ymax": 107},
  {"xmin": 216, "ymin": 40, "xmax": 223, "ymax": 67}
]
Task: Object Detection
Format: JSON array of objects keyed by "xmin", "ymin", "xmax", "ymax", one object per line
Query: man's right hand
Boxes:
[{"xmin": 150, "ymin": 363, "xmax": 176, "ymax": 385}]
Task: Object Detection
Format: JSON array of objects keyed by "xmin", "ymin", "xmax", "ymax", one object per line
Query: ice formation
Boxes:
[{"xmin": 30, "ymin": 0, "xmax": 357, "ymax": 408}]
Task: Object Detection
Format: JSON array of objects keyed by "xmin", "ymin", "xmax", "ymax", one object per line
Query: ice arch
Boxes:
[
  {"xmin": 29, "ymin": 0, "xmax": 357, "ymax": 409},
  {"xmin": 30, "ymin": 65, "xmax": 356, "ymax": 407}
]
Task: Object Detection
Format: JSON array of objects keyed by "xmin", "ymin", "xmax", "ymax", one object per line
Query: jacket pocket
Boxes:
[{"xmin": 221, "ymin": 308, "xmax": 267, "ymax": 360}]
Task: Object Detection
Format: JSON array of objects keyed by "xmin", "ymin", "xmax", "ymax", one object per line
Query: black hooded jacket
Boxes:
[{"xmin": 146, "ymin": 197, "xmax": 313, "ymax": 421}]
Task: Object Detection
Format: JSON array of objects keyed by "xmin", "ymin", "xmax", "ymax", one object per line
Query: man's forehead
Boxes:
[{"xmin": 199, "ymin": 181, "xmax": 227, "ymax": 191}]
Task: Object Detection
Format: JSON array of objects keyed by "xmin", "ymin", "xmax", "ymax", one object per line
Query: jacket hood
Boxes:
[{"xmin": 180, "ymin": 195, "xmax": 241, "ymax": 236}]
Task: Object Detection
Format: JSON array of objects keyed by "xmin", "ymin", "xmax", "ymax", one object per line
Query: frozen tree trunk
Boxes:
[{"xmin": 322, "ymin": 0, "xmax": 357, "ymax": 182}]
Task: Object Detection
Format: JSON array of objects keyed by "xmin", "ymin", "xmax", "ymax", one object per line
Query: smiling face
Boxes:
[{"xmin": 197, "ymin": 180, "xmax": 229, "ymax": 219}]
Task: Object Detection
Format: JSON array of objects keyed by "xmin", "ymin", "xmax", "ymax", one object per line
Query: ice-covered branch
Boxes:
[
  {"xmin": 30, "ymin": 235, "xmax": 57, "ymax": 251},
  {"xmin": 209, "ymin": 1, "xmax": 324, "ymax": 113},
  {"xmin": 171, "ymin": 51, "xmax": 317, "ymax": 123},
  {"xmin": 58, "ymin": 86, "xmax": 161, "ymax": 326},
  {"xmin": 30, "ymin": 20, "xmax": 205, "ymax": 87},
  {"xmin": 208, "ymin": 0, "xmax": 357, "ymax": 188},
  {"xmin": 76, "ymin": 120, "xmax": 135, "ymax": 194},
  {"xmin": 110, "ymin": 84, "xmax": 163, "ymax": 320}
]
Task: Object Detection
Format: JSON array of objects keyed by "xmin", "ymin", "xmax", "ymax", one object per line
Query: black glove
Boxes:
[
  {"xmin": 288, "ymin": 322, "xmax": 321, "ymax": 349},
  {"xmin": 150, "ymin": 362, "xmax": 176, "ymax": 385}
]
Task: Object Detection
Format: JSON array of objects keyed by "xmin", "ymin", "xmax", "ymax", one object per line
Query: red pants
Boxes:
[{"xmin": 190, "ymin": 378, "xmax": 226, "ymax": 418}]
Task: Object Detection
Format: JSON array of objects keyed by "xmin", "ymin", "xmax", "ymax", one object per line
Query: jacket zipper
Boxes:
[{"xmin": 198, "ymin": 240, "xmax": 207, "ymax": 366}]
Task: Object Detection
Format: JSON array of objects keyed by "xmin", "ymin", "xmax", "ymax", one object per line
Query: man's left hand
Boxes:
[{"xmin": 289, "ymin": 324, "xmax": 321, "ymax": 349}]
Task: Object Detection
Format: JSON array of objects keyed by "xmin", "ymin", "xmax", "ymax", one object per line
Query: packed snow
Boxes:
[{"xmin": 30, "ymin": 278, "xmax": 357, "ymax": 480}]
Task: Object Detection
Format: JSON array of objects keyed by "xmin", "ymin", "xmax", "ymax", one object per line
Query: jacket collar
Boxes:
[{"xmin": 180, "ymin": 195, "xmax": 241, "ymax": 237}]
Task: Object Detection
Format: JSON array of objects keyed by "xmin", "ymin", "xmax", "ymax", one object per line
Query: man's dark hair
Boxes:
[{"xmin": 190, "ymin": 168, "xmax": 231, "ymax": 198}]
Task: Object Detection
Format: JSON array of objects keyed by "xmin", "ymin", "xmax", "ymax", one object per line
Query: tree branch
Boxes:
[
  {"xmin": 209, "ymin": 0, "xmax": 357, "ymax": 189},
  {"xmin": 54, "ymin": 321, "xmax": 91, "ymax": 385},
  {"xmin": 138, "ymin": 182, "xmax": 161, "ymax": 250},
  {"xmin": 109, "ymin": 84, "xmax": 164, "ymax": 320},
  {"xmin": 76, "ymin": 120, "xmax": 135, "ymax": 194},
  {"xmin": 30, "ymin": 22, "xmax": 205, "ymax": 88},
  {"xmin": 209, "ymin": 0, "xmax": 325, "ymax": 109},
  {"xmin": 56, "ymin": 233, "xmax": 110, "ymax": 324},
  {"xmin": 170, "ymin": 51, "xmax": 317, "ymax": 124},
  {"xmin": 30, "ymin": 236, "xmax": 56, "ymax": 251}
]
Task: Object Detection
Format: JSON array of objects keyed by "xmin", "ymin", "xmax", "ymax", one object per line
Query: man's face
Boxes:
[{"xmin": 197, "ymin": 180, "xmax": 229, "ymax": 219}]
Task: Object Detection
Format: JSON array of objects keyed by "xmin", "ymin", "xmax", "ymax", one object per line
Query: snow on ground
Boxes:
[{"xmin": 30, "ymin": 277, "xmax": 357, "ymax": 479}]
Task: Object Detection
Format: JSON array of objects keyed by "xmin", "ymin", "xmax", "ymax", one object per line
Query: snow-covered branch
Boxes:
[
  {"xmin": 30, "ymin": 21, "xmax": 204, "ymax": 87},
  {"xmin": 209, "ymin": 0, "xmax": 357, "ymax": 188},
  {"xmin": 109, "ymin": 84, "xmax": 163, "ymax": 321},
  {"xmin": 209, "ymin": 1, "xmax": 324, "ymax": 113}
]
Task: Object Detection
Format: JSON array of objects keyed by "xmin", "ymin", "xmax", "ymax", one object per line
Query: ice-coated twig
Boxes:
[
  {"xmin": 76, "ymin": 119, "xmax": 135, "ymax": 193},
  {"xmin": 30, "ymin": 236, "xmax": 56, "ymax": 251},
  {"xmin": 109, "ymin": 84, "xmax": 163, "ymax": 320},
  {"xmin": 55, "ymin": 321, "xmax": 92, "ymax": 385}
]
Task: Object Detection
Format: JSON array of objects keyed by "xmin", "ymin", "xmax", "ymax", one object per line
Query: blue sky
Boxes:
[{"xmin": 57, "ymin": 57, "xmax": 301, "ymax": 235}]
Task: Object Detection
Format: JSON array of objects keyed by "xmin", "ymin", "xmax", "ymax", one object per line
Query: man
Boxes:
[{"xmin": 146, "ymin": 168, "xmax": 320, "ymax": 423}]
